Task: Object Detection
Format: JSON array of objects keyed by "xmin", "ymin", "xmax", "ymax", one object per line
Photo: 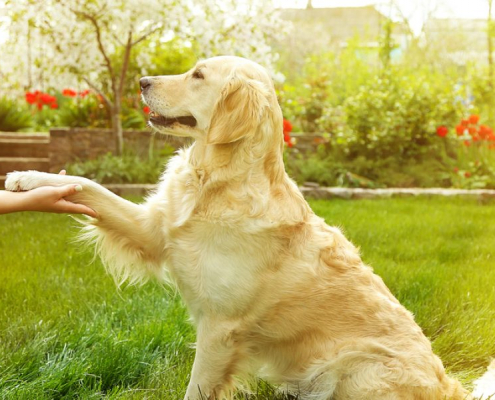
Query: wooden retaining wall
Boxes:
[{"xmin": 0, "ymin": 129, "xmax": 189, "ymax": 188}]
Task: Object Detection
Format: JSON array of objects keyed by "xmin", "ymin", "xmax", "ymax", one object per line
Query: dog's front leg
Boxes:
[{"xmin": 184, "ymin": 319, "xmax": 244, "ymax": 400}]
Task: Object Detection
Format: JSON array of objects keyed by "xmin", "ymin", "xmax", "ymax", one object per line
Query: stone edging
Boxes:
[
  {"xmin": 102, "ymin": 184, "xmax": 495, "ymax": 200},
  {"xmin": 299, "ymin": 187, "xmax": 495, "ymax": 200}
]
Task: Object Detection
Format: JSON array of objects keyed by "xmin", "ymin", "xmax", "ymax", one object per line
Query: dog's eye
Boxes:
[{"xmin": 192, "ymin": 70, "xmax": 204, "ymax": 80}]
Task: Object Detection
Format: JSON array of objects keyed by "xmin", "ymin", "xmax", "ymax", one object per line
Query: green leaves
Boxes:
[
  {"xmin": 341, "ymin": 68, "xmax": 463, "ymax": 160},
  {"xmin": 65, "ymin": 147, "xmax": 174, "ymax": 184},
  {"xmin": 0, "ymin": 97, "xmax": 32, "ymax": 132}
]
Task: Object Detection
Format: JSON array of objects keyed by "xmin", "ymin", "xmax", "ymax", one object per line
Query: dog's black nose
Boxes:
[{"xmin": 140, "ymin": 77, "xmax": 152, "ymax": 91}]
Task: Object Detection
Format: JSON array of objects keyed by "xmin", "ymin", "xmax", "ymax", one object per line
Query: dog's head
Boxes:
[{"xmin": 140, "ymin": 56, "xmax": 282, "ymax": 146}]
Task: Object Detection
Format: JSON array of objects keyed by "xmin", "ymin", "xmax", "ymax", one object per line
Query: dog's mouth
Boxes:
[{"xmin": 149, "ymin": 111, "xmax": 197, "ymax": 128}]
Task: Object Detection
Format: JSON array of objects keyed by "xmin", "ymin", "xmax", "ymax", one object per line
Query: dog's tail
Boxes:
[{"xmin": 472, "ymin": 360, "xmax": 495, "ymax": 399}]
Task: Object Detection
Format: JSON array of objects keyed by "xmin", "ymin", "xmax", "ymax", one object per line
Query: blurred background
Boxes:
[{"xmin": 1, "ymin": 0, "xmax": 495, "ymax": 190}]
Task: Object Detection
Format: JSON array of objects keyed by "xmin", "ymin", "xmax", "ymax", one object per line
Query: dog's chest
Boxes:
[{"xmin": 168, "ymin": 221, "xmax": 272, "ymax": 318}]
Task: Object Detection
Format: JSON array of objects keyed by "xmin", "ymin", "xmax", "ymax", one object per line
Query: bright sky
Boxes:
[
  {"xmin": 0, "ymin": 0, "xmax": 492, "ymax": 43},
  {"xmin": 273, "ymin": 0, "xmax": 492, "ymax": 35}
]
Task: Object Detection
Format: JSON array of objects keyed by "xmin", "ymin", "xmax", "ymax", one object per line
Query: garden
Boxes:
[
  {"xmin": 1, "ymin": 0, "xmax": 495, "ymax": 399},
  {"xmin": 3, "ymin": 56, "xmax": 495, "ymax": 189}
]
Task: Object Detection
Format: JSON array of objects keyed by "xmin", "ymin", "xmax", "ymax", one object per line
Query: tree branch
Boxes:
[
  {"xmin": 82, "ymin": 77, "xmax": 113, "ymax": 109},
  {"xmin": 111, "ymin": 32, "xmax": 125, "ymax": 47},
  {"xmin": 71, "ymin": 8, "xmax": 117, "ymax": 94},
  {"xmin": 131, "ymin": 24, "xmax": 163, "ymax": 46},
  {"xmin": 118, "ymin": 30, "xmax": 133, "ymax": 99},
  {"xmin": 389, "ymin": 0, "xmax": 415, "ymax": 38}
]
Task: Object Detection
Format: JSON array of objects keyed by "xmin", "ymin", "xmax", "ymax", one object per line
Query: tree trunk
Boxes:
[
  {"xmin": 110, "ymin": 31, "xmax": 133, "ymax": 157},
  {"xmin": 112, "ymin": 103, "xmax": 124, "ymax": 155},
  {"xmin": 27, "ymin": 21, "xmax": 32, "ymax": 90}
]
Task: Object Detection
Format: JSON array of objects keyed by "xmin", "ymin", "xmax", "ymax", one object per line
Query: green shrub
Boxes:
[
  {"xmin": 285, "ymin": 146, "xmax": 347, "ymax": 186},
  {"xmin": 278, "ymin": 40, "xmax": 374, "ymax": 133},
  {"xmin": 340, "ymin": 155, "xmax": 451, "ymax": 188},
  {"xmin": 284, "ymin": 145, "xmax": 454, "ymax": 188},
  {"xmin": 0, "ymin": 97, "xmax": 32, "ymax": 132},
  {"xmin": 339, "ymin": 67, "xmax": 462, "ymax": 160},
  {"xmin": 277, "ymin": 36, "xmax": 494, "ymax": 189},
  {"xmin": 65, "ymin": 146, "xmax": 175, "ymax": 184},
  {"xmin": 58, "ymin": 94, "xmax": 109, "ymax": 129},
  {"xmin": 438, "ymin": 131, "xmax": 495, "ymax": 189},
  {"xmin": 466, "ymin": 64, "xmax": 495, "ymax": 127},
  {"xmin": 121, "ymin": 107, "xmax": 147, "ymax": 130}
]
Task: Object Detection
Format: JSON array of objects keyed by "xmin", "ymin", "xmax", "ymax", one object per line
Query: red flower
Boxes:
[
  {"xmin": 25, "ymin": 91, "xmax": 37, "ymax": 105},
  {"xmin": 479, "ymin": 125, "xmax": 493, "ymax": 139},
  {"xmin": 453, "ymin": 167, "xmax": 459, "ymax": 173},
  {"xmin": 461, "ymin": 119, "xmax": 469, "ymax": 126},
  {"xmin": 283, "ymin": 118, "xmax": 293, "ymax": 134},
  {"xmin": 143, "ymin": 106, "xmax": 150, "ymax": 114},
  {"xmin": 479, "ymin": 125, "xmax": 488, "ymax": 138},
  {"xmin": 463, "ymin": 140, "xmax": 471, "ymax": 147},
  {"xmin": 468, "ymin": 126, "xmax": 477, "ymax": 135},
  {"xmin": 436, "ymin": 126, "xmax": 448, "ymax": 137},
  {"xmin": 283, "ymin": 118, "xmax": 294, "ymax": 147},
  {"xmin": 283, "ymin": 132, "xmax": 293, "ymax": 146},
  {"xmin": 26, "ymin": 90, "xmax": 57, "ymax": 110},
  {"xmin": 464, "ymin": 171, "xmax": 471, "ymax": 178},
  {"xmin": 455, "ymin": 125, "xmax": 465, "ymax": 136},
  {"xmin": 468, "ymin": 114, "xmax": 480, "ymax": 124},
  {"xmin": 40, "ymin": 93, "xmax": 56, "ymax": 104},
  {"xmin": 79, "ymin": 89, "xmax": 90, "ymax": 98},
  {"xmin": 62, "ymin": 89, "xmax": 77, "ymax": 97}
]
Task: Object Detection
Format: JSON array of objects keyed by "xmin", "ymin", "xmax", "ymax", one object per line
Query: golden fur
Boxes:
[{"xmin": 6, "ymin": 56, "xmax": 494, "ymax": 400}]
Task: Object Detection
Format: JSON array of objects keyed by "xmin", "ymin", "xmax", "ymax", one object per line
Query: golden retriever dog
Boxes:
[{"xmin": 5, "ymin": 56, "xmax": 495, "ymax": 400}]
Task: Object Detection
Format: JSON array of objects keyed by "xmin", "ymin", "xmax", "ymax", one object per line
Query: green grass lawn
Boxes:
[{"xmin": 0, "ymin": 197, "xmax": 494, "ymax": 399}]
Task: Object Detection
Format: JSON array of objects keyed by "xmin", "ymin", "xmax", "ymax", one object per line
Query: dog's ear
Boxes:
[{"xmin": 207, "ymin": 70, "xmax": 270, "ymax": 145}]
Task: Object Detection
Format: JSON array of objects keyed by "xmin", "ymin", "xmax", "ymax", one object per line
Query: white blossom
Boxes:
[{"xmin": 1, "ymin": 0, "xmax": 287, "ymax": 95}]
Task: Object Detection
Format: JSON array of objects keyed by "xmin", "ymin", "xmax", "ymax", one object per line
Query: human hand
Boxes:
[
  {"xmin": 22, "ymin": 184, "xmax": 98, "ymax": 217},
  {"xmin": 2, "ymin": 170, "xmax": 97, "ymax": 217}
]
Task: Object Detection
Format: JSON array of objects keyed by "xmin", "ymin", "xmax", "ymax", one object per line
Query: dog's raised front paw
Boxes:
[{"xmin": 5, "ymin": 171, "xmax": 47, "ymax": 192}]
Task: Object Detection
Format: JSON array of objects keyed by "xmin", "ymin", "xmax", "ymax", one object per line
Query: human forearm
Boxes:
[
  {"xmin": 0, "ymin": 190, "xmax": 34, "ymax": 214},
  {"xmin": 0, "ymin": 185, "xmax": 97, "ymax": 217}
]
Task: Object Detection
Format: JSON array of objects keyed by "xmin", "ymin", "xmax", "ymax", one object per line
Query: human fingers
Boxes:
[
  {"xmin": 61, "ymin": 201, "xmax": 98, "ymax": 217},
  {"xmin": 56, "ymin": 185, "xmax": 98, "ymax": 217}
]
